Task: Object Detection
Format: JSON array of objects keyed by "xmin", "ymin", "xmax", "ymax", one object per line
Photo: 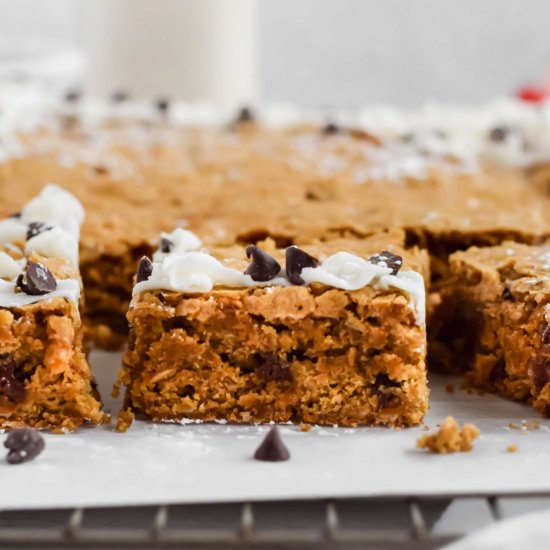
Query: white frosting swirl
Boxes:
[
  {"xmin": 153, "ymin": 228, "xmax": 202, "ymax": 261},
  {"xmin": 0, "ymin": 218, "xmax": 27, "ymax": 246},
  {"xmin": 133, "ymin": 237, "xmax": 426, "ymax": 325},
  {"xmin": 0, "ymin": 252, "xmax": 24, "ymax": 280},
  {"xmin": 25, "ymin": 227, "xmax": 79, "ymax": 267}
]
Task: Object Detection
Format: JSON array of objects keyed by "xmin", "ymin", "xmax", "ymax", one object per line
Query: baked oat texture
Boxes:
[
  {"xmin": 118, "ymin": 234, "xmax": 429, "ymax": 428},
  {"xmin": 416, "ymin": 416, "xmax": 480, "ymax": 453},
  {"xmin": 431, "ymin": 242, "xmax": 550, "ymax": 416},
  {"xmin": 0, "ymin": 254, "xmax": 107, "ymax": 432}
]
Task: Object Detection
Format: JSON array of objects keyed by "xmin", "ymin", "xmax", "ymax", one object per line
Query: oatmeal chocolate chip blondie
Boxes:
[
  {"xmin": 0, "ymin": 185, "xmax": 106, "ymax": 432},
  {"xmin": 117, "ymin": 229, "xmax": 429, "ymax": 428},
  {"xmin": 431, "ymin": 242, "xmax": 550, "ymax": 416}
]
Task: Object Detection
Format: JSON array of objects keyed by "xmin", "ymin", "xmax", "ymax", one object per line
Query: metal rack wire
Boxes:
[{"xmin": 2, "ymin": 493, "xmax": 550, "ymax": 548}]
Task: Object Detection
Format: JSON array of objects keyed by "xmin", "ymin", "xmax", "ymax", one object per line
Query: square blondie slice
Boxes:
[
  {"xmin": 433, "ymin": 242, "xmax": 550, "ymax": 415},
  {"xmin": 118, "ymin": 229, "xmax": 429, "ymax": 428},
  {"xmin": 0, "ymin": 185, "xmax": 106, "ymax": 432}
]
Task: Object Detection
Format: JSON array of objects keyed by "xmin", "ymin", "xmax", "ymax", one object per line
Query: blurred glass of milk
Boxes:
[{"xmin": 84, "ymin": 0, "xmax": 258, "ymax": 109}]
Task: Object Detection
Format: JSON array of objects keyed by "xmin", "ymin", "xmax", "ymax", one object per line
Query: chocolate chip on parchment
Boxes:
[
  {"xmin": 16, "ymin": 262, "xmax": 57, "ymax": 296},
  {"xmin": 255, "ymin": 354, "xmax": 292, "ymax": 382},
  {"xmin": 26, "ymin": 222, "xmax": 53, "ymax": 241},
  {"xmin": 285, "ymin": 246, "xmax": 319, "ymax": 285},
  {"xmin": 367, "ymin": 250, "xmax": 403, "ymax": 276},
  {"xmin": 136, "ymin": 256, "xmax": 153, "ymax": 283},
  {"xmin": 0, "ymin": 357, "xmax": 26, "ymax": 403},
  {"xmin": 4, "ymin": 429, "xmax": 45, "ymax": 465},
  {"xmin": 488, "ymin": 126, "xmax": 509, "ymax": 142},
  {"xmin": 64, "ymin": 89, "xmax": 81, "ymax": 103},
  {"xmin": 244, "ymin": 245, "xmax": 281, "ymax": 282},
  {"xmin": 253, "ymin": 426, "xmax": 290, "ymax": 462},
  {"xmin": 160, "ymin": 237, "xmax": 173, "ymax": 253}
]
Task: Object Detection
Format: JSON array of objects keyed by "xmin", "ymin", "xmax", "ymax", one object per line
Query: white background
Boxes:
[{"xmin": 0, "ymin": 0, "xmax": 549, "ymax": 106}]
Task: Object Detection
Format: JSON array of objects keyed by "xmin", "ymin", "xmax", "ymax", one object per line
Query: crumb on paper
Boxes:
[
  {"xmin": 299, "ymin": 423, "xmax": 312, "ymax": 432},
  {"xmin": 506, "ymin": 445, "xmax": 518, "ymax": 453},
  {"xmin": 445, "ymin": 383, "xmax": 455, "ymax": 394},
  {"xmin": 416, "ymin": 416, "xmax": 480, "ymax": 454},
  {"xmin": 116, "ymin": 409, "xmax": 135, "ymax": 433}
]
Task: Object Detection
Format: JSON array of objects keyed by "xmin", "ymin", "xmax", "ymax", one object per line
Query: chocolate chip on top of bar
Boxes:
[
  {"xmin": 160, "ymin": 237, "xmax": 173, "ymax": 254},
  {"xmin": 244, "ymin": 245, "xmax": 281, "ymax": 282},
  {"xmin": 16, "ymin": 261, "xmax": 57, "ymax": 296},
  {"xmin": 0, "ymin": 356, "xmax": 26, "ymax": 403},
  {"xmin": 254, "ymin": 427, "xmax": 290, "ymax": 462},
  {"xmin": 285, "ymin": 246, "xmax": 319, "ymax": 285},
  {"xmin": 367, "ymin": 250, "xmax": 403, "ymax": 275},
  {"xmin": 136, "ymin": 256, "xmax": 153, "ymax": 283},
  {"xmin": 26, "ymin": 221, "xmax": 53, "ymax": 241},
  {"xmin": 4, "ymin": 429, "xmax": 45, "ymax": 464}
]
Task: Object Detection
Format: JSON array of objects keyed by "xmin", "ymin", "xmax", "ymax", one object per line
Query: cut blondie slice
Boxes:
[
  {"xmin": 433, "ymin": 242, "xmax": 550, "ymax": 415},
  {"xmin": 0, "ymin": 185, "xmax": 106, "ymax": 431},
  {"xmin": 118, "ymin": 229, "xmax": 429, "ymax": 428}
]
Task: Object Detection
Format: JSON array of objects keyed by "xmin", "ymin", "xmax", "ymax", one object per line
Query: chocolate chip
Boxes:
[
  {"xmin": 112, "ymin": 90, "xmax": 129, "ymax": 103},
  {"xmin": 0, "ymin": 357, "xmax": 25, "ymax": 403},
  {"xmin": 9, "ymin": 211, "xmax": 21, "ymax": 219},
  {"xmin": 4, "ymin": 429, "xmax": 45, "ymax": 464},
  {"xmin": 255, "ymin": 354, "xmax": 292, "ymax": 382},
  {"xmin": 136, "ymin": 256, "xmax": 153, "ymax": 283},
  {"xmin": 156, "ymin": 98, "xmax": 170, "ymax": 113},
  {"xmin": 488, "ymin": 357, "xmax": 508, "ymax": 386},
  {"xmin": 160, "ymin": 237, "xmax": 173, "ymax": 253},
  {"xmin": 16, "ymin": 262, "xmax": 57, "ymax": 296},
  {"xmin": 367, "ymin": 250, "xmax": 403, "ymax": 275},
  {"xmin": 529, "ymin": 353, "xmax": 550, "ymax": 389},
  {"xmin": 244, "ymin": 246, "xmax": 281, "ymax": 282},
  {"xmin": 64, "ymin": 89, "xmax": 81, "ymax": 103},
  {"xmin": 253, "ymin": 427, "xmax": 290, "ymax": 462},
  {"xmin": 234, "ymin": 106, "xmax": 254, "ymax": 125},
  {"xmin": 543, "ymin": 325, "xmax": 550, "ymax": 345},
  {"xmin": 322, "ymin": 122, "xmax": 340, "ymax": 135},
  {"xmin": 502, "ymin": 286, "xmax": 514, "ymax": 301},
  {"xmin": 285, "ymin": 247, "xmax": 319, "ymax": 285},
  {"xmin": 489, "ymin": 126, "xmax": 509, "ymax": 142},
  {"xmin": 26, "ymin": 222, "xmax": 52, "ymax": 241}
]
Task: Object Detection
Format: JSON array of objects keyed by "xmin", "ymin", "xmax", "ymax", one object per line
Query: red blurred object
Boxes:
[{"xmin": 517, "ymin": 86, "xmax": 548, "ymax": 103}]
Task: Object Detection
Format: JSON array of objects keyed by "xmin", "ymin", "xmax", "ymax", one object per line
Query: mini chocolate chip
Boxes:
[
  {"xmin": 112, "ymin": 90, "xmax": 129, "ymax": 103},
  {"xmin": 156, "ymin": 98, "xmax": 170, "ymax": 113},
  {"xmin": 136, "ymin": 256, "xmax": 153, "ymax": 283},
  {"xmin": 529, "ymin": 353, "xmax": 550, "ymax": 389},
  {"xmin": 64, "ymin": 89, "xmax": 81, "ymax": 103},
  {"xmin": 502, "ymin": 286, "xmax": 515, "ymax": 301},
  {"xmin": 160, "ymin": 237, "xmax": 173, "ymax": 253},
  {"xmin": 367, "ymin": 250, "xmax": 403, "ymax": 275},
  {"xmin": 543, "ymin": 325, "xmax": 550, "ymax": 345},
  {"xmin": 234, "ymin": 106, "xmax": 254, "ymax": 125},
  {"xmin": 16, "ymin": 262, "xmax": 57, "ymax": 296},
  {"xmin": 322, "ymin": 122, "xmax": 340, "ymax": 135},
  {"xmin": 285, "ymin": 247, "xmax": 319, "ymax": 285},
  {"xmin": 488, "ymin": 357, "xmax": 508, "ymax": 386},
  {"xmin": 253, "ymin": 427, "xmax": 290, "ymax": 462},
  {"xmin": 9, "ymin": 211, "xmax": 21, "ymax": 219},
  {"xmin": 26, "ymin": 222, "xmax": 52, "ymax": 241},
  {"xmin": 244, "ymin": 246, "xmax": 281, "ymax": 282},
  {"xmin": 4, "ymin": 429, "xmax": 45, "ymax": 464},
  {"xmin": 489, "ymin": 126, "xmax": 509, "ymax": 142},
  {"xmin": 0, "ymin": 357, "xmax": 26, "ymax": 403},
  {"xmin": 255, "ymin": 354, "xmax": 292, "ymax": 382}
]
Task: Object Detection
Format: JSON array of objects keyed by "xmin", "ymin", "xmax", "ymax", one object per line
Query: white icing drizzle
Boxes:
[
  {"xmin": 0, "ymin": 252, "xmax": 24, "ymax": 280},
  {"xmin": 153, "ymin": 228, "xmax": 203, "ymax": 262},
  {"xmin": 0, "ymin": 279, "xmax": 80, "ymax": 308},
  {"xmin": 25, "ymin": 226, "xmax": 79, "ymax": 268},
  {"xmin": 133, "ymin": 235, "xmax": 426, "ymax": 325}
]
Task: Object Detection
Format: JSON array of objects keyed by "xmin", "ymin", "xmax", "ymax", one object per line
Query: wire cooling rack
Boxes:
[{"xmin": 2, "ymin": 493, "xmax": 550, "ymax": 549}]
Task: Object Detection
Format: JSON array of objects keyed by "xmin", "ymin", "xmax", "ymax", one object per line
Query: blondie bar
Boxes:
[
  {"xmin": 432, "ymin": 242, "xmax": 550, "ymax": 415},
  {"xmin": 0, "ymin": 185, "xmax": 106, "ymax": 431},
  {"xmin": 118, "ymin": 229, "xmax": 429, "ymax": 428}
]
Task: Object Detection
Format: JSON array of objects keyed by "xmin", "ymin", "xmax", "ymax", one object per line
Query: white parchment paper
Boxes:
[{"xmin": 2, "ymin": 350, "xmax": 550, "ymax": 511}]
